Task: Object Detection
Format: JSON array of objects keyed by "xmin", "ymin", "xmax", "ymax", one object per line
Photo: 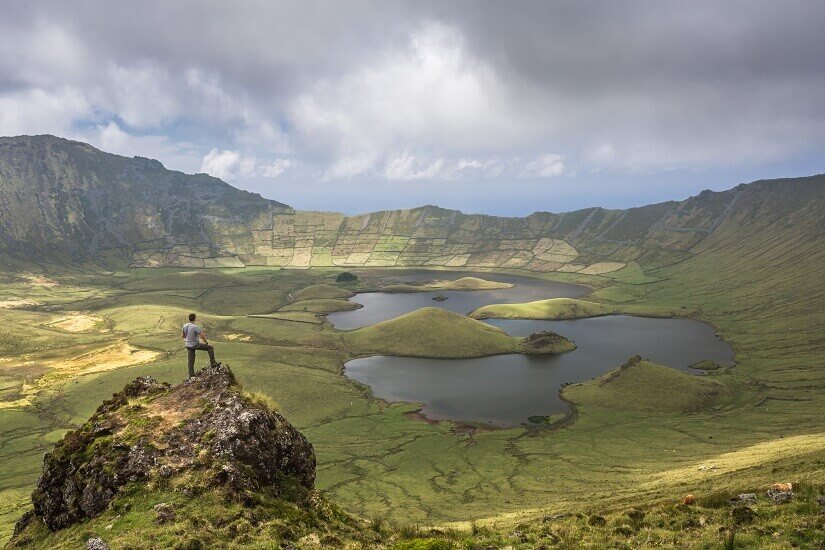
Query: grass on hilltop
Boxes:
[
  {"xmin": 380, "ymin": 276, "xmax": 513, "ymax": 293},
  {"xmin": 689, "ymin": 359, "xmax": 725, "ymax": 371},
  {"xmin": 290, "ymin": 283, "xmax": 354, "ymax": 302},
  {"xmin": 246, "ymin": 312, "xmax": 324, "ymax": 324},
  {"xmin": 343, "ymin": 307, "xmax": 573, "ymax": 358},
  {"xmin": 563, "ymin": 356, "xmax": 731, "ymax": 414},
  {"xmin": 279, "ymin": 299, "xmax": 360, "ymax": 314},
  {"xmin": 470, "ymin": 297, "xmax": 689, "ymax": 320},
  {"xmin": 122, "ymin": 269, "xmax": 251, "ymax": 291}
]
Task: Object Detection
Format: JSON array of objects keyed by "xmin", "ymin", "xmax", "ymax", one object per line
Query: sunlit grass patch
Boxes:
[
  {"xmin": 279, "ymin": 298, "xmax": 360, "ymax": 314},
  {"xmin": 563, "ymin": 357, "xmax": 730, "ymax": 414},
  {"xmin": 344, "ymin": 307, "xmax": 572, "ymax": 358},
  {"xmin": 470, "ymin": 297, "xmax": 687, "ymax": 320}
]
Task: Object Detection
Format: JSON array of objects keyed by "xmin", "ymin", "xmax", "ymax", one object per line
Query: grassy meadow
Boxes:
[{"xmin": 0, "ymin": 255, "xmax": 823, "ymax": 547}]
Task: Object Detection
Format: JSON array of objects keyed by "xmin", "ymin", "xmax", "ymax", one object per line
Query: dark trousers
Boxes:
[{"xmin": 187, "ymin": 343, "xmax": 216, "ymax": 377}]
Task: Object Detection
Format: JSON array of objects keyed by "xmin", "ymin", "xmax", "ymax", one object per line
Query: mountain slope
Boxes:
[
  {"xmin": 0, "ymin": 135, "xmax": 288, "ymax": 264},
  {"xmin": 6, "ymin": 135, "xmax": 823, "ymax": 275}
]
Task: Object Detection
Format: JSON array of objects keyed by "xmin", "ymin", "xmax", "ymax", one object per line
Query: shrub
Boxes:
[{"xmin": 336, "ymin": 272, "xmax": 358, "ymax": 282}]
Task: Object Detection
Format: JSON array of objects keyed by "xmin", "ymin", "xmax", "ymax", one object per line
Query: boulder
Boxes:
[
  {"xmin": 86, "ymin": 538, "xmax": 110, "ymax": 550},
  {"xmin": 765, "ymin": 487, "xmax": 794, "ymax": 504},
  {"xmin": 730, "ymin": 493, "xmax": 757, "ymax": 505}
]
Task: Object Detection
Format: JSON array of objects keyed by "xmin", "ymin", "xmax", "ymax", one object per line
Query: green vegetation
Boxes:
[
  {"xmin": 279, "ymin": 298, "xmax": 360, "ymax": 314},
  {"xmin": 381, "ymin": 276, "xmax": 513, "ymax": 293},
  {"xmin": 343, "ymin": 308, "xmax": 573, "ymax": 358},
  {"xmin": 689, "ymin": 359, "xmax": 725, "ymax": 371},
  {"xmin": 449, "ymin": 489, "xmax": 825, "ymax": 548},
  {"xmin": 563, "ymin": 356, "xmax": 731, "ymax": 414},
  {"xmin": 336, "ymin": 272, "xmax": 358, "ymax": 282},
  {"xmin": 247, "ymin": 312, "xmax": 324, "ymax": 324},
  {"xmin": 290, "ymin": 283, "xmax": 354, "ymax": 302},
  {"xmin": 10, "ymin": 485, "xmax": 365, "ymax": 549},
  {"xmin": 2, "ymin": 244, "xmax": 824, "ymax": 545},
  {"xmin": 1, "ymin": 140, "xmax": 825, "ymax": 548},
  {"xmin": 470, "ymin": 297, "xmax": 688, "ymax": 320}
]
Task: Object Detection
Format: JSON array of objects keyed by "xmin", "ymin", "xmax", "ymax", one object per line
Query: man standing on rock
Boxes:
[{"xmin": 182, "ymin": 313, "xmax": 219, "ymax": 377}]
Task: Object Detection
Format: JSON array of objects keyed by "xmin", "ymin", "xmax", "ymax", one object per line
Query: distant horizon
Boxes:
[{"xmin": 8, "ymin": 132, "xmax": 824, "ymax": 218}]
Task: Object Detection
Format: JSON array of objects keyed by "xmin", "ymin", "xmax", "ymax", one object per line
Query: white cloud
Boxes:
[
  {"xmin": 200, "ymin": 149, "xmax": 243, "ymax": 181},
  {"xmin": 324, "ymin": 153, "xmax": 379, "ymax": 180},
  {"xmin": 90, "ymin": 122, "xmax": 203, "ymax": 173},
  {"xmin": 586, "ymin": 143, "xmax": 617, "ymax": 165},
  {"xmin": 261, "ymin": 158, "xmax": 292, "ymax": 178},
  {"xmin": 523, "ymin": 154, "xmax": 565, "ymax": 178},
  {"xmin": 97, "ymin": 121, "xmax": 130, "ymax": 150},
  {"xmin": 384, "ymin": 154, "xmax": 446, "ymax": 181},
  {"xmin": 98, "ymin": 63, "xmax": 181, "ymax": 128},
  {"xmin": 0, "ymin": 23, "xmax": 91, "ymax": 89},
  {"xmin": 289, "ymin": 23, "xmax": 538, "ymax": 179},
  {"xmin": 3, "ymin": 2, "xmax": 825, "ymax": 203},
  {"xmin": 200, "ymin": 148, "xmax": 293, "ymax": 181},
  {"xmin": 457, "ymin": 159, "xmax": 483, "ymax": 170},
  {"xmin": 0, "ymin": 87, "xmax": 90, "ymax": 137}
]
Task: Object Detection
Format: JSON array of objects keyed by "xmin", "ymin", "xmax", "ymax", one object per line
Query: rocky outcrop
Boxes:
[
  {"xmin": 15, "ymin": 364, "xmax": 315, "ymax": 533},
  {"xmin": 523, "ymin": 330, "xmax": 576, "ymax": 354}
]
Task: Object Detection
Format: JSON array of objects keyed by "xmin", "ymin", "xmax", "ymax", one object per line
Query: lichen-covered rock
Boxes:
[
  {"xmin": 86, "ymin": 537, "xmax": 110, "ymax": 550},
  {"xmin": 765, "ymin": 488, "xmax": 794, "ymax": 504},
  {"xmin": 152, "ymin": 502, "xmax": 176, "ymax": 524},
  {"xmin": 15, "ymin": 364, "xmax": 315, "ymax": 533},
  {"xmin": 730, "ymin": 493, "xmax": 757, "ymax": 505}
]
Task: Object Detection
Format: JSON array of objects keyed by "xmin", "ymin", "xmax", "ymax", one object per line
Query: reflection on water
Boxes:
[
  {"xmin": 332, "ymin": 271, "xmax": 733, "ymax": 427},
  {"xmin": 326, "ymin": 271, "xmax": 588, "ymax": 330}
]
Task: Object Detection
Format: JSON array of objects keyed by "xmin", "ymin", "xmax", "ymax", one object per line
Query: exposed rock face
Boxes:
[{"xmin": 20, "ymin": 364, "xmax": 315, "ymax": 533}]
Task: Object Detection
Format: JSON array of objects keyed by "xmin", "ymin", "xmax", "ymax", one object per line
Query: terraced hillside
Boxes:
[{"xmin": 0, "ymin": 135, "xmax": 769, "ymax": 276}]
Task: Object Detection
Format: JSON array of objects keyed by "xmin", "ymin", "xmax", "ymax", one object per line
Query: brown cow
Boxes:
[
  {"xmin": 683, "ymin": 493, "xmax": 696, "ymax": 505},
  {"xmin": 771, "ymin": 482, "xmax": 793, "ymax": 493}
]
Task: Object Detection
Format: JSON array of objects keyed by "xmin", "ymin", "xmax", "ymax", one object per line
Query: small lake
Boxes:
[
  {"xmin": 331, "ymin": 271, "xmax": 734, "ymax": 427},
  {"xmin": 326, "ymin": 270, "xmax": 589, "ymax": 329}
]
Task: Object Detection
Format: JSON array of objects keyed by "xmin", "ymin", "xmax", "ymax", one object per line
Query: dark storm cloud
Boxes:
[{"xmin": 1, "ymin": 1, "xmax": 825, "ymax": 212}]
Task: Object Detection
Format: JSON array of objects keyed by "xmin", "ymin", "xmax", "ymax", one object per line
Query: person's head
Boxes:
[{"xmin": 188, "ymin": 313, "xmax": 196, "ymax": 322}]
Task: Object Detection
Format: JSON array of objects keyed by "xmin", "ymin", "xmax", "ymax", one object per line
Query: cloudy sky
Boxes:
[{"xmin": 3, "ymin": 1, "xmax": 825, "ymax": 215}]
